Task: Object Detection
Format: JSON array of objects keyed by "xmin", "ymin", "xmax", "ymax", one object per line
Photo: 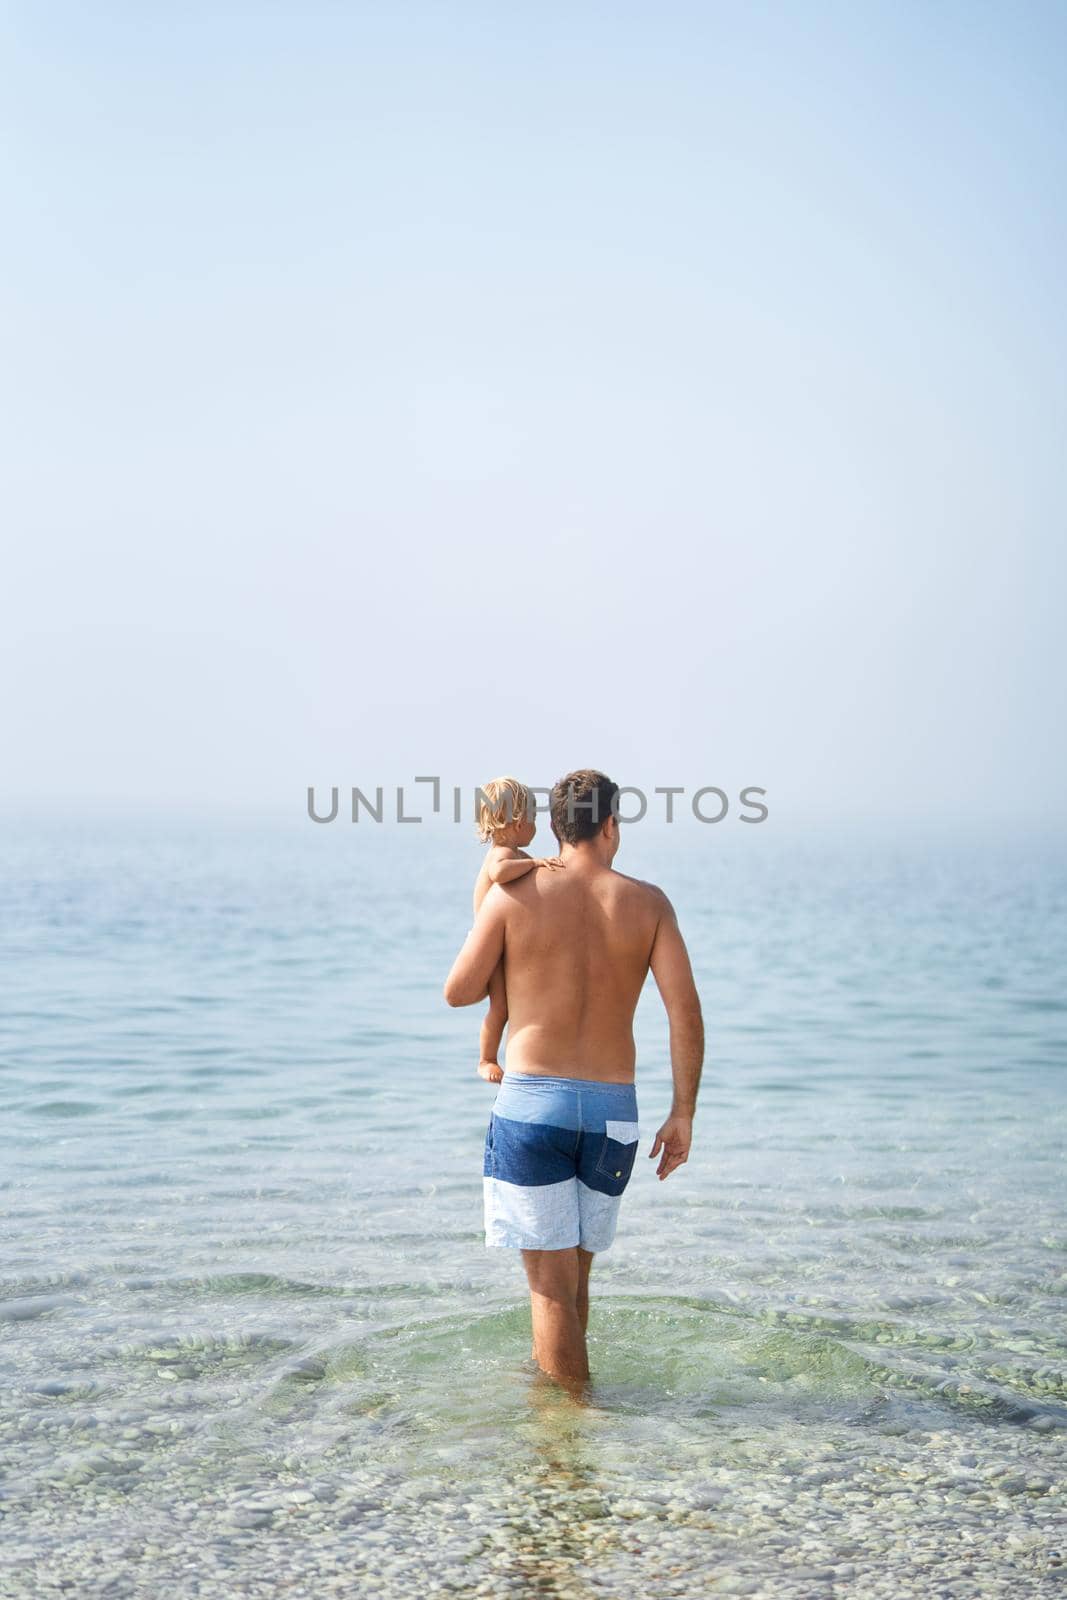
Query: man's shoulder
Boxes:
[{"xmin": 610, "ymin": 870, "xmax": 672, "ymax": 910}]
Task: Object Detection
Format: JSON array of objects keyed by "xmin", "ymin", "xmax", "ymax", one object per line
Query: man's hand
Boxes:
[
  {"xmin": 649, "ymin": 1114, "xmax": 692, "ymax": 1180},
  {"xmin": 477, "ymin": 1060, "xmax": 504, "ymax": 1083}
]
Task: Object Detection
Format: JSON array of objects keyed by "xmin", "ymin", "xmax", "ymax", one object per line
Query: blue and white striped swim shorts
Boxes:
[{"xmin": 483, "ymin": 1072, "xmax": 640, "ymax": 1253}]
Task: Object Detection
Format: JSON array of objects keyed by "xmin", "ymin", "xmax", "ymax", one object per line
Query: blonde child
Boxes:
[{"xmin": 473, "ymin": 776, "xmax": 562, "ymax": 1082}]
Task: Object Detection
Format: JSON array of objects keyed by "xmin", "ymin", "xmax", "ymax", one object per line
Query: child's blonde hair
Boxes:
[{"xmin": 476, "ymin": 776, "xmax": 533, "ymax": 843}]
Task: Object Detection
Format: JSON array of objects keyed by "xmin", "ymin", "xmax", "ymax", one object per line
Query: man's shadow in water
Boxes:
[{"xmin": 480, "ymin": 1365, "xmax": 637, "ymax": 1600}]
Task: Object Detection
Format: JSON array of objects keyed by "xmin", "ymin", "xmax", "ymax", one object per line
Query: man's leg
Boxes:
[
  {"xmin": 576, "ymin": 1246, "xmax": 594, "ymax": 1333},
  {"xmin": 522, "ymin": 1247, "xmax": 589, "ymax": 1386},
  {"xmin": 529, "ymin": 1248, "xmax": 593, "ymax": 1355}
]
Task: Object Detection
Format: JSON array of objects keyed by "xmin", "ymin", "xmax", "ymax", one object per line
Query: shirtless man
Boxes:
[{"xmin": 443, "ymin": 768, "xmax": 704, "ymax": 1392}]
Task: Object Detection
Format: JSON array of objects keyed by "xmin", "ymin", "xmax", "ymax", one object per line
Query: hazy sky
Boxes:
[{"xmin": 4, "ymin": 2, "xmax": 1064, "ymax": 823}]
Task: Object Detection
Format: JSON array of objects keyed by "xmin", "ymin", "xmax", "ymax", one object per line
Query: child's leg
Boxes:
[{"xmin": 478, "ymin": 966, "xmax": 507, "ymax": 1082}]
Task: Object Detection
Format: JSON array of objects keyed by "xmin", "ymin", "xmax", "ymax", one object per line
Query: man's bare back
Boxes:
[{"xmin": 490, "ymin": 857, "xmax": 668, "ymax": 1082}]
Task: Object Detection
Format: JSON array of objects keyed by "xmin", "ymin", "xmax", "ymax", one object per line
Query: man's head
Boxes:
[{"xmin": 549, "ymin": 769, "xmax": 620, "ymax": 858}]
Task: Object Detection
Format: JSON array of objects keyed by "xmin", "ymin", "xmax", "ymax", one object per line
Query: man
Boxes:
[{"xmin": 444, "ymin": 769, "xmax": 704, "ymax": 1392}]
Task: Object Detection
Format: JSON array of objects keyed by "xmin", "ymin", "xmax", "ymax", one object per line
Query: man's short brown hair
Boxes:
[{"xmin": 550, "ymin": 769, "xmax": 619, "ymax": 845}]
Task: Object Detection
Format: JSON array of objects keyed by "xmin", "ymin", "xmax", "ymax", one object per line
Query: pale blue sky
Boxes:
[{"xmin": 3, "ymin": 2, "xmax": 1064, "ymax": 822}]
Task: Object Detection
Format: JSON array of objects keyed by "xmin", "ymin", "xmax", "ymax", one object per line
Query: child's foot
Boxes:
[{"xmin": 477, "ymin": 1060, "xmax": 504, "ymax": 1083}]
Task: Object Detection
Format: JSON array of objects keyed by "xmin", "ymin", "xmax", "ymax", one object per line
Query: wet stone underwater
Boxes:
[{"xmin": 1, "ymin": 818, "xmax": 1065, "ymax": 1598}]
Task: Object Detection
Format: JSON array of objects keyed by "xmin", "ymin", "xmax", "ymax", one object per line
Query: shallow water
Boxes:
[{"xmin": 1, "ymin": 814, "xmax": 1065, "ymax": 1597}]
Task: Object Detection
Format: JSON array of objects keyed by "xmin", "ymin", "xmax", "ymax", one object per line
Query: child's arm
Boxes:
[{"xmin": 487, "ymin": 846, "xmax": 562, "ymax": 886}]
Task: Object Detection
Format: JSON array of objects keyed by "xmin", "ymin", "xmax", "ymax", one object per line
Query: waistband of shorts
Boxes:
[{"xmin": 501, "ymin": 1071, "xmax": 636, "ymax": 1095}]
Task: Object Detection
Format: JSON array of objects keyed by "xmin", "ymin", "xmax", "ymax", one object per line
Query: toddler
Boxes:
[{"xmin": 472, "ymin": 776, "xmax": 562, "ymax": 1082}]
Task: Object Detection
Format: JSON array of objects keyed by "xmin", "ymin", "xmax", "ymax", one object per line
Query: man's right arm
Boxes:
[
  {"xmin": 444, "ymin": 888, "xmax": 508, "ymax": 1008},
  {"xmin": 647, "ymin": 890, "xmax": 704, "ymax": 1179}
]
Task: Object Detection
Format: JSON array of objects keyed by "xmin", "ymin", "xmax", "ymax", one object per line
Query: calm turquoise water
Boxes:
[{"xmin": 1, "ymin": 814, "xmax": 1065, "ymax": 1598}]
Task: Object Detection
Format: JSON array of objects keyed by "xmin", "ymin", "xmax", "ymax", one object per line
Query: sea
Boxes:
[{"xmin": 1, "ymin": 810, "xmax": 1064, "ymax": 1599}]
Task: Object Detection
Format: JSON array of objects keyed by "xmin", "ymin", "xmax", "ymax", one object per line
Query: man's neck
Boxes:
[{"xmin": 559, "ymin": 842, "xmax": 611, "ymax": 872}]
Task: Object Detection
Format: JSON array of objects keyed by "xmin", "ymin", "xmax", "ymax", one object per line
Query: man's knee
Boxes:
[{"xmin": 522, "ymin": 1246, "xmax": 580, "ymax": 1301}]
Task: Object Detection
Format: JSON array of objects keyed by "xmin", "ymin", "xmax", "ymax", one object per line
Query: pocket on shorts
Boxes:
[
  {"xmin": 483, "ymin": 1113, "xmax": 495, "ymax": 1178},
  {"xmin": 595, "ymin": 1119, "xmax": 639, "ymax": 1184}
]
